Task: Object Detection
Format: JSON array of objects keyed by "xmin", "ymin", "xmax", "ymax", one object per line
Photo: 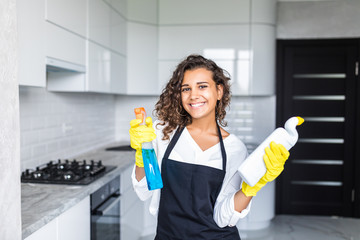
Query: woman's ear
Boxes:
[{"xmin": 217, "ymin": 84, "xmax": 224, "ymax": 101}]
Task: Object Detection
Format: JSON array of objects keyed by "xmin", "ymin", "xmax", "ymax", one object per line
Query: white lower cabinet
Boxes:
[
  {"xmin": 121, "ymin": 199, "xmax": 143, "ymax": 240},
  {"xmin": 120, "ymin": 165, "xmax": 146, "ymax": 240},
  {"xmin": 25, "ymin": 196, "xmax": 90, "ymax": 240},
  {"xmin": 24, "ymin": 218, "xmax": 57, "ymax": 240},
  {"xmin": 58, "ymin": 196, "xmax": 90, "ymax": 240}
]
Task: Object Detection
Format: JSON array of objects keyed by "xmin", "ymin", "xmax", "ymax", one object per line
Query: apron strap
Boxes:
[
  {"xmin": 162, "ymin": 123, "xmax": 227, "ymax": 172},
  {"xmin": 216, "ymin": 124, "xmax": 227, "ymax": 172},
  {"xmin": 163, "ymin": 126, "xmax": 184, "ymax": 160}
]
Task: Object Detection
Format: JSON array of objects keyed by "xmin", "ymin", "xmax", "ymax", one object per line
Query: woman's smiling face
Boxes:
[{"xmin": 181, "ymin": 68, "xmax": 223, "ymax": 121}]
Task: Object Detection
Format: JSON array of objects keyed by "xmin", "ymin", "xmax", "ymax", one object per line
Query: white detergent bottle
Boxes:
[{"xmin": 238, "ymin": 116, "xmax": 304, "ymax": 187}]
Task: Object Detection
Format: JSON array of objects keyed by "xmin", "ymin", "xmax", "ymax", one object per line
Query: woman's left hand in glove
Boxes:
[{"xmin": 241, "ymin": 141, "xmax": 290, "ymax": 197}]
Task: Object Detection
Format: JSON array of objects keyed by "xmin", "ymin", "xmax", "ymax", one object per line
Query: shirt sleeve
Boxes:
[
  {"xmin": 131, "ymin": 164, "xmax": 153, "ymax": 201},
  {"xmin": 213, "ymin": 172, "xmax": 252, "ymax": 227}
]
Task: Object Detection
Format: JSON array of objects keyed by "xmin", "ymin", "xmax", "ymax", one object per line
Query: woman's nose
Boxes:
[{"xmin": 190, "ymin": 89, "xmax": 199, "ymax": 99}]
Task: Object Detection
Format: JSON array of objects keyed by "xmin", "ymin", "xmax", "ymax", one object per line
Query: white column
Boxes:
[{"xmin": 0, "ymin": 0, "xmax": 21, "ymax": 239}]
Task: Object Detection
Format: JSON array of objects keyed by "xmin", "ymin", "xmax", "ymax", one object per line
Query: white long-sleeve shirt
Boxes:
[{"xmin": 131, "ymin": 121, "xmax": 251, "ymax": 227}]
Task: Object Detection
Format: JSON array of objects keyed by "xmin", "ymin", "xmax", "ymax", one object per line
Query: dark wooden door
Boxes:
[{"xmin": 276, "ymin": 39, "xmax": 360, "ymax": 217}]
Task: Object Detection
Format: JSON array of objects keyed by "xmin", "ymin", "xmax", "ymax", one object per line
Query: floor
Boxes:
[{"xmin": 139, "ymin": 215, "xmax": 360, "ymax": 240}]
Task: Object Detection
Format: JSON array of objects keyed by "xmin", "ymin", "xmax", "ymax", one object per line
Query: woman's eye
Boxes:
[{"xmin": 181, "ymin": 88, "xmax": 190, "ymax": 92}]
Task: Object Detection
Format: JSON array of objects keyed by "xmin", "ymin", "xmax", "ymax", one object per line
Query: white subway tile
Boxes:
[
  {"xmin": 32, "ymin": 144, "xmax": 47, "ymax": 158},
  {"xmin": 19, "ymin": 87, "xmax": 116, "ymax": 168}
]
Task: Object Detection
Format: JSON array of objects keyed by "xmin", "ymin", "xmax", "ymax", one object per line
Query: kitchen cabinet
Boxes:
[
  {"xmin": 120, "ymin": 165, "xmax": 145, "ymax": 240},
  {"xmin": 87, "ymin": 41, "xmax": 126, "ymax": 94},
  {"xmin": 48, "ymin": 0, "xmax": 126, "ymax": 93},
  {"xmin": 88, "ymin": 0, "xmax": 111, "ymax": 48},
  {"xmin": 45, "ymin": 21, "xmax": 86, "ymax": 69},
  {"xmin": 17, "ymin": 0, "xmax": 46, "ymax": 87},
  {"xmin": 87, "ymin": 42, "xmax": 111, "ymax": 93},
  {"xmin": 126, "ymin": 22, "xmax": 158, "ymax": 95},
  {"xmin": 157, "ymin": 0, "xmax": 277, "ymax": 96},
  {"xmin": 24, "ymin": 218, "xmax": 57, "ymax": 240},
  {"xmin": 110, "ymin": 51, "xmax": 127, "ymax": 94},
  {"xmin": 126, "ymin": 0, "xmax": 158, "ymax": 95},
  {"xmin": 24, "ymin": 196, "xmax": 90, "ymax": 240},
  {"xmin": 46, "ymin": 0, "xmax": 87, "ymax": 38},
  {"xmin": 110, "ymin": 5, "xmax": 127, "ymax": 55},
  {"xmin": 58, "ymin": 196, "xmax": 90, "ymax": 240}
]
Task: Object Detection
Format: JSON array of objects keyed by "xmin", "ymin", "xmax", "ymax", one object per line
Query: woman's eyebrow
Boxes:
[{"xmin": 181, "ymin": 81, "xmax": 209, "ymax": 87}]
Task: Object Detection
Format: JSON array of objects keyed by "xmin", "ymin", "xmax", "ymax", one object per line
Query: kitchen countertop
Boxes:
[{"xmin": 21, "ymin": 142, "xmax": 135, "ymax": 239}]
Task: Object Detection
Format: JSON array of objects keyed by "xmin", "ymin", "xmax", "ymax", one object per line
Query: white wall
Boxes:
[
  {"xmin": 277, "ymin": 0, "xmax": 360, "ymax": 39},
  {"xmin": 0, "ymin": 0, "xmax": 21, "ymax": 239},
  {"xmin": 19, "ymin": 87, "xmax": 116, "ymax": 170}
]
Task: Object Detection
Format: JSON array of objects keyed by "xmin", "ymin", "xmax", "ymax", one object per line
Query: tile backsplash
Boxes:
[{"xmin": 19, "ymin": 86, "xmax": 116, "ymax": 170}]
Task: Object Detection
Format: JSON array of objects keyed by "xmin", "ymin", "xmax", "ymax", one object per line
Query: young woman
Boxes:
[{"xmin": 130, "ymin": 55, "xmax": 289, "ymax": 240}]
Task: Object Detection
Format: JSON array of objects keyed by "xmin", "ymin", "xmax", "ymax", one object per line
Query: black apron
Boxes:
[{"xmin": 155, "ymin": 125, "xmax": 241, "ymax": 240}]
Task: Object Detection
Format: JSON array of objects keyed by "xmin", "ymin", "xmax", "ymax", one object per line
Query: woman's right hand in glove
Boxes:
[{"xmin": 129, "ymin": 117, "xmax": 156, "ymax": 167}]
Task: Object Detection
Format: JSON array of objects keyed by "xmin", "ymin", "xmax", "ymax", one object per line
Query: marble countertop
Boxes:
[{"xmin": 21, "ymin": 142, "xmax": 135, "ymax": 239}]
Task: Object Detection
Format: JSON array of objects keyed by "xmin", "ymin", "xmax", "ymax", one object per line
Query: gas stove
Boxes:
[{"xmin": 21, "ymin": 159, "xmax": 116, "ymax": 185}]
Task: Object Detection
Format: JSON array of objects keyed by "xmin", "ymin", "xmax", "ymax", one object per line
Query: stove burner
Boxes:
[{"xmin": 21, "ymin": 159, "xmax": 116, "ymax": 185}]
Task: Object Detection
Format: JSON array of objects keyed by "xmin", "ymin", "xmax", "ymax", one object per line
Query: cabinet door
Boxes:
[
  {"xmin": 110, "ymin": 7, "xmax": 127, "ymax": 55},
  {"xmin": 24, "ymin": 218, "xmax": 57, "ymax": 240},
  {"xmin": 58, "ymin": 196, "xmax": 90, "ymax": 240},
  {"xmin": 127, "ymin": 22, "xmax": 158, "ymax": 95},
  {"xmin": 111, "ymin": 51, "xmax": 126, "ymax": 94},
  {"xmin": 87, "ymin": 42, "xmax": 111, "ymax": 92},
  {"xmin": 46, "ymin": 0, "xmax": 87, "ymax": 37},
  {"xmin": 88, "ymin": 0, "xmax": 111, "ymax": 48},
  {"xmin": 121, "ymin": 199, "xmax": 143, "ymax": 240},
  {"xmin": 45, "ymin": 22, "xmax": 86, "ymax": 67},
  {"xmin": 17, "ymin": 0, "xmax": 46, "ymax": 87}
]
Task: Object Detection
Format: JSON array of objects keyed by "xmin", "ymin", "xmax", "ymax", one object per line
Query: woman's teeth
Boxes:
[{"xmin": 190, "ymin": 102, "xmax": 205, "ymax": 107}]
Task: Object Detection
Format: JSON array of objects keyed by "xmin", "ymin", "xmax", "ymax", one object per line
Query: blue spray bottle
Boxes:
[{"xmin": 135, "ymin": 107, "xmax": 163, "ymax": 191}]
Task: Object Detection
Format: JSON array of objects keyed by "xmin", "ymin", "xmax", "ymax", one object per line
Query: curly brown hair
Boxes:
[{"xmin": 155, "ymin": 54, "xmax": 231, "ymax": 140}]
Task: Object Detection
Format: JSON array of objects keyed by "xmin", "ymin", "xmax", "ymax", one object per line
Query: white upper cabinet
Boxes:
[
  {"xmin": 158, "ymin": 0, "xmax": 250, "ymax": 25},
  {"xmin": 46, "ymin": 0, "xmax": 87, "ymax": 37},
  {"xmin": 104, "ymin": 0, "xmax": 127, "ymax": 19},
  {"xmin": 126, "ymin": 22, "xmax": 158, "ymax": 95},
  {"xmin": 126, "ymin": 0, "xmax": 158, "ymax": 95},
  {"xmin": 45, "ymin": 22, "xmax": 86, "ymax": 67},
  {"xmin": 87, "ymin": 42, "xmax": 112, "ymax": 93},
  {"xmin": 158, "ymin": 0, "xmax": 277, "ymax": 96},
  {"xmin": 110, "ymin": 51, "xmax": 127, "ymax": 94},
  {"xmin": 110, "ymin": 6, "xmax": 127, "ymax": 55},
  {"xmin": 128, "ymin": 0, "xmax": 157, "ymax": 24},
  {"xmin": 45, "ymin": 0, "xmax": 87, "ymax": 72},
  {"xmin": 17, "ymin": 0, "xmax": 46, "ymax": 87},
  {"xmin": 88, "ymin": 0, "xmax": 111, "ymax": 48},
  {"xmin": 251, "ymin": 0, "xmax": 277, "ymax": 25},
  {"xmin": 250, "ymin": 25, "xmax": 276, "ymax": 95}
]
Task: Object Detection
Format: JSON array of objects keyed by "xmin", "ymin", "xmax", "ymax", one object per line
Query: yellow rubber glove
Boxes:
[
  {"xmin": 242, "ymin": 141, "xmax": 290, "ymax": 197},
  {"xmin": 129, "ymin": 117, "xmax": 156, "ymax": 167}
]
